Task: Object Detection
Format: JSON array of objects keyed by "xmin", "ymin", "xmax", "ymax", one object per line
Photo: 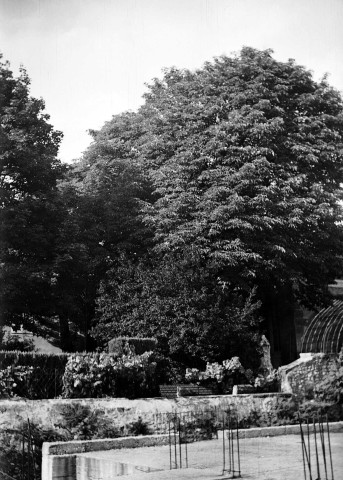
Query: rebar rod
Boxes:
[
  {"xmin": 21, "ymin": 431, "xmax": 25, "ymax": 480},
  {"xmin": 300, "ymin": 415, "xmax": 315, "ymax": 479},
  {"xmin": 236, "ymin": 417, "xmax": 241, "ymax": 477},
  {"xmin": 318, "ymin": 416, "xmax": 328, "ymax": 480},
  {"xmin": 307, "ymin": 418, "xmax": 312, "ymax": 480},
  {"xmin": 301, "ymin": 433, "xmax": 307, "ymax": 480},
  {"xmin": 228, "ymin": 410, "xmax": 232, "ymax": 472},
  {"xmin": 168, "ymin": 419, "xmax": 172, "ymax": 470},
  {"xmin": 222, "ymin": 411, "xmax": 226, "ymax": 474},
  {"xmin": 27, "ymin": 418, "xmax": 36, "ymax": 480},
  {"xmin": 313, "ymin": 417, "xmax": 321, "ymax": 480},
  {"xmin": 27, "ymin": 428, "xmax": 31, "ymax": 480},
  {"xmin": 178, "ymin": 417, "xmax": 182, "ymax": 469},
  {"xmin": 231, "ymin": 424, "xmax": 235, "ymax": 474},
  {"xmin": 326, "ymin": 415, "xmax": 334, "ymax": 480},
  {"xmin": 299, "ymin": 418, "xmax": 308, "ymax": 480},
  {"xmin": 174, "ymin": 416, "xmax": 178, "ymax": 469},
  {"xmin": 185, "ymin": 433, "xmax": 188, "ymax": 468}
]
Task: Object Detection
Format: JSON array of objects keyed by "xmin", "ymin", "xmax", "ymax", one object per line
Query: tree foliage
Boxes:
[
  {"xmin": 89, "ymin": 48, "xmax": 343, "ymax": 364},
  {"xmin": 0, "ymin": 55, "xmax": 64, "ymax": 330},
  {"xmin": 94, "ymin": 251, "xmax": 261, "ymax": 368},
  {"xmin": 87, "ymin": 48, "xmax": 343, "ymax": 310},
  {"xmin": 51, "ymin": 143, "xmax": 154, "ymax": 349},
  {"xmin": 2, "ymin": 48, "xmax": 343, "ymax": 363},
  {"xmin": 0, "ymin": 56, "xmax": 62, "ymax": 204},
  {"xmin": 138, "ymin": 48, "xmax": 343, "ymax": 307}
]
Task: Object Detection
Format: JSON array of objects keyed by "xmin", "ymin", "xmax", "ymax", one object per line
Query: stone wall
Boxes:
[
  {"xmin": 279, "ymin": 352, "xmax": 339, "ymax": 397},
  {"xmin": 0, "ymin": 393, "xmax": 292, "ymax": 435}
]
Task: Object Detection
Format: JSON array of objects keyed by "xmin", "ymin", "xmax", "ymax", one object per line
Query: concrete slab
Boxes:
[{"xmin": 77, "ymin": 433, "xmax": 343, "ymax": 480}]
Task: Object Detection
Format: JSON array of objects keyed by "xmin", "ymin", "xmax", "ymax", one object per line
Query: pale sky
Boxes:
[{"xmin": 1, "ymin": 0, "xmax": 343, "ymax": 163}]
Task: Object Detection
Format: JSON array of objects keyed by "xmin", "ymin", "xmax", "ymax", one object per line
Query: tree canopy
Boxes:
[
  {"xmin": 2, "ymin": 48, "xmax": 343, "ymax": 364},
  {"xmin": 89, "ymin": 48, "xmax": 343, "ymax": 304},
  {"xmin": 0, "ymin": 55, "xmax": 64, "ymax": 330},
  {"xmin": 93, "ymin": 251, "xmax": 261, "ymax": 368},
  {"xmin": 141, "ymin": 48, "xmax": 343, "ymax": 306},
  {"xmin": 89, "ymin": 48, "xmax": 343, "ymax": 364},
  {"xmin": 0, "ymin": 57, "xmax": 63, "ymax": 205}
]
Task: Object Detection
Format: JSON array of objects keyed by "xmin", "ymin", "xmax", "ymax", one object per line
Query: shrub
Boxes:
[
  {"xmin": 254, "ymin": 369, "xmax": 280, "ymax": 393},
  {"xmin": 0, "ymin": 422, "xmax": 66, "ymax": 480},
  {"xmin": 180, "ymin": 414, "xmax": 218, "ymax": 442},
  {"xmin": 108, "ymin": 337, "xmax": 158, "ymax": 356},
  {"xmin": 0, "ymin": 365, "xmax": 34, "ymax": 398},
  {"xmin": 232, "ymin": 397, "xmax": 342, "ymax": 429},
  {"xmin": 0, "ymin": 351, "xmax": 69, "ymax": 398},
  {"xmin": 185, "ymin": 357, "xmax": 280, "ymax": 394},
  {"xmin": 314, "ymin": 353, "xmax": 343, "ymax": 404},
  {"xmin": 62, "ymin": 352, "xmax": 158, "ymax": 399},
  {"xmin": 185, "ymin": 357, "xmax": 252, "ymax": 393},
  {"xmin": 153, "ymin": 353, "xmax": 186, "ymax": 384},
  {"xmin": 298, "ymin": 400, "xmax": 343, "ymax": 422},
  {"xmin": 55, "ymin": 404, "xmax": 120, "ymax": 440},
  {"xmin": 128, "ymin": 417, "xmax": 151, "ymax": 436}
]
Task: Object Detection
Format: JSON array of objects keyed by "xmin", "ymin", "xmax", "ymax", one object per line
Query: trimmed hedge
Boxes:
[
  {"xmin": 108, "ymin": 337, "xmax": 158, "ymax": 356},
  {"xmin": 0, "ymin": 350, "xmax": 70, "ymax": 399},
  {"xmin": 0, "ymin": 350, "xmax": 70, "ymax": 367},
  {"xmin": 0, "ymin": 350, "xmax": 162, "ymax": 400},
  {"xmin": 0, "ymin": 351, "xmax": 96, "ymax": 399}
]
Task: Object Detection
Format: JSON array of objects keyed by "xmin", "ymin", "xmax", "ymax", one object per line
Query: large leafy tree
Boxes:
[
  {"xmin": 140, "ymin": 48, "xmax": 343, "ymax": 307},
  {"xmin": 52, "ymin": 135, "xmax": 154, "ymax": 350},
  {"xmin": 89, "ymin": 48, "xmax": 343, "ymax": 364},
  {"xmin": 0, "ymin": 55, "xmax": 64, "ymax": 331},
  {"xmin": 94, "ymin": 251, "xmax": 261, "ymax": 369}
]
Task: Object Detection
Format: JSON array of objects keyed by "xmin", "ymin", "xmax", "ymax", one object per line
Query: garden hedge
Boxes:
[{"xmin": 0, "ymin": 350, "xmax": 71, "ymax": 399}]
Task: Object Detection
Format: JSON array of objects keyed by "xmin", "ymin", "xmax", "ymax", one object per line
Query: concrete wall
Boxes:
[
  {"xmin": 279, "ymin": 352, "xmax": 339, "ymax": 397},
  {"xmin": 41, "ymin": 435, "xmax": 170, "ymax": 480}
]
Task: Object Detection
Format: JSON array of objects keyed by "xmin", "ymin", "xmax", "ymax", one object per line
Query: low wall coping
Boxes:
[
  {"xmin": 43, "ymin": 433, "xmax": 173, "ymax": 456},
  {"xmin": 0, "ymin": 392, "xmax": 292, "ymax": 408},
  {"xmin": 237, "ymin": 421, "xmax": 343, "ymax": 438}
]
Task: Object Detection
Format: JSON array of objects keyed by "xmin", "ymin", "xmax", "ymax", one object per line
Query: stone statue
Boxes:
[{"xmin": 259, "ymin": 335, "xmax": 273, "ymax": 374}]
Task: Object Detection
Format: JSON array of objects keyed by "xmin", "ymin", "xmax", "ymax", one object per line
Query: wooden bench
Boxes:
[{"xmin": 159, "ymin": 384, "xmax": 213, "ymax": 398}]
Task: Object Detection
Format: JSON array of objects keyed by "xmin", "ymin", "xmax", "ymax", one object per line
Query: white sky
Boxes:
[{"xmin": 1, "ymin": 0, "xmax": 343, "ymax": 163}]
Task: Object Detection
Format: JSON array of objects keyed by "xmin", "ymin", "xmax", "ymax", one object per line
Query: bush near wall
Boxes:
[
  {"xmin": 62, "ymin": 352, "xmax": 159, "ymax": 399},
  {"xmin": 314, "ymin": 350, "xmax": 343, "ymax": 404},
  {"xmin": 184, "ymin": 357, "xmax": 279, "ymax": 394},
  {"xmin": 238, "ymin": 399, "xmax": 343, "ymax": 428},
  {"xmin": 108, "ymin": 337, "xmax": 158, "ymax": 356},
  {"xmin": 0, "ymin": 351, "xmax": 70, "ymax": 399}
]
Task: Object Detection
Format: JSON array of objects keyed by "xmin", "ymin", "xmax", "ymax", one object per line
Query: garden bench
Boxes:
[{"xmin": 159, "ymin": 384, "xmax": 213, "ymax": 398}]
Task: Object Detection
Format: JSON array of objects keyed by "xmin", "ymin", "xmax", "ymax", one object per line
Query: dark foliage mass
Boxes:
[
  {"xmin": 0, "ymin": 54, "xmax": 65, "ymax": 337},
  {"xmin": 1, "ymin": 48, "xmax": 343, "ymax": 368},
  {"xmin": 94, "ymin": 252, "xmax": 261, "ymax": 367}
]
